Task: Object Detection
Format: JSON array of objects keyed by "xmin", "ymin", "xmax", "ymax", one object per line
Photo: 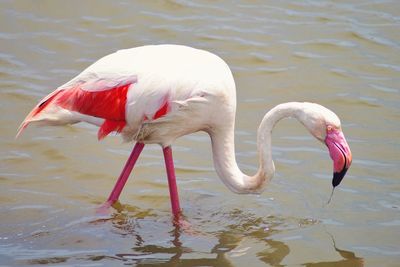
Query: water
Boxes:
[{"xmin": 1, "ymin": 0, "xmax": 399, "ymax": 266}]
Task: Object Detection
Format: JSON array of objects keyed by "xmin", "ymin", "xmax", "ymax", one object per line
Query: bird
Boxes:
[{"xmin": 17, "ymin": 44, "xmax": 352, "ymax": 220}]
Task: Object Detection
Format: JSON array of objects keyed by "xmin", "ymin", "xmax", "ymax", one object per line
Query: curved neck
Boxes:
[{"xmin": 210, "ymin": 102, "xmax": 305, "ymax": 194}]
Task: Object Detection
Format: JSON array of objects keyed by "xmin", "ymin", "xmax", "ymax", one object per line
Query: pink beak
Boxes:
[{"xmin": 325, "ymin": 129, "xmax": 352, "ymax": 187}]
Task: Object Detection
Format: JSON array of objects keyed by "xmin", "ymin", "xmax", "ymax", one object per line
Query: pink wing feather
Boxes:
[
  {"xmin": 18, "ymin": 76, "xmax": 137, "ymax": 140},
  {"xmin": 17, "ymin": 74, "xmax": 171, "ymax": 140},
  {"xmin": 56, "ymin": 80, "xmax": 132, "ymax": 140}
]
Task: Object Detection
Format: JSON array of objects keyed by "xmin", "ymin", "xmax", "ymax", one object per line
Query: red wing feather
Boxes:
[
  {"xmin": 56, "ymin": 83, "xmax": 130, "ymax": 121},
  {"xmin": 153, "ymin": 101, "xmax": 170, "ymax": 120},
  {"xmin": 18, "ymin": 76, "xmax": 171, "ymax": 140},
  {"xmin": 56, "ymin": 82, "xmax": 132, "ymax": 140}
]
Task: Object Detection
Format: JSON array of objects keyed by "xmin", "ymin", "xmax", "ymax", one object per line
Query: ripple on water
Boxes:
[
  {"xmin": 370, "ymin": 84, "xmax": 399, "ymax": 94},
  {"xmin": 282, "ymin": 39, "xmax": 357, "ymax": 49},
  {"xmin": 348, "ymin": 29, "xmax": 399, "ymax": 48},
  {"xmin": 0, "ymin": 52, "xmax": 26, "ymax": 68},
  {"xmin": 374, "ymin": 63, "xmax": 400, "ymax": 72},
  {"xmin": 292, "ymin": 51, "xmax": 328, "ymax": 59}
]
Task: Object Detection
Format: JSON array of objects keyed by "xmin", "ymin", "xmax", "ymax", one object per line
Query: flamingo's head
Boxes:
[{"xmin": 297, "ymin": 103, "xmax": 352, "ymax": 187}]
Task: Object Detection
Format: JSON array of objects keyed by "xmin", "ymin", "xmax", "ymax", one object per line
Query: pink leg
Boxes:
[
  {"xmin": 99, "ymin": 142, "xmax": 145, "ymax": 210},
  {"xmin": 163, "ymin": 146, "xmax": 181, "ymax": 219}
]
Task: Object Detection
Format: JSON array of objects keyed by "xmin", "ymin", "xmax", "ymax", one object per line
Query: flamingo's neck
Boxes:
[{"xmin": 210, "ymin": 102, "xmax": 305, "ymax": 194}]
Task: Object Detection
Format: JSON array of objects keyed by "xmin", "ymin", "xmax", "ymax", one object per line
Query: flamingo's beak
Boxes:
[{"xmin": 325, "ymin": 129, "xmax": 352, "ymax": 187}]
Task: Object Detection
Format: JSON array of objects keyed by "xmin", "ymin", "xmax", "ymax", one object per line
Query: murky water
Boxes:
[{"xmin": 1, "ymin": 0, "xmax": 399, "ymax": 266}]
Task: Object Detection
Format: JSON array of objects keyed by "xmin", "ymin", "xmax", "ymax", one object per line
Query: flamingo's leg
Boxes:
[
  {"xmin": 99, "ymin": 142, "xmax": 145, "ymax": 210},
  {"xmin": 162, "ymin": 146, "xmax": 182, "ymax": 220}
]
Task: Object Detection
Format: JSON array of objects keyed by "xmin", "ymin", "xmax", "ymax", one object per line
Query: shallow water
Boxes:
[{"xmin": 1, "ymin": 0, "xmax": 399, "ymax": 266}]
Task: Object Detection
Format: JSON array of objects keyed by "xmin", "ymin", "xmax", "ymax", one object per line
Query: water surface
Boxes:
[{"xmin": 1, "ymin": 0, "xmax": 399, "ymax": 266}]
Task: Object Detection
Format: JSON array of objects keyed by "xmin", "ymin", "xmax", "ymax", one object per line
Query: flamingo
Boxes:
[{"xmin": 17, "ymin": 44, "xmax": 352, "ymax": 220}]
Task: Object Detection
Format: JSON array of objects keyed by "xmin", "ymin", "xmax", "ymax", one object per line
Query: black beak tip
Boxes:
[{"xmin": 332, "ymin": 167, "xmax": 348, "ymax": 187}]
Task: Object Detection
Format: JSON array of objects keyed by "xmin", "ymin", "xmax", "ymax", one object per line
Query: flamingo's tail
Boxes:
[{"xmin": 16, "ymin": 89, "xmax": 66, "ymax": 138}]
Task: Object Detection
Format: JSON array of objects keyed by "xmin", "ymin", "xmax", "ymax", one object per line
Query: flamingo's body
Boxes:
[
  {"xmin": 18, "ymin": 45, "xmax": 352, "ymax": 220},
  {"xmin": 18, "ymin": 45, "xmax": 234, "ymax": 145}
]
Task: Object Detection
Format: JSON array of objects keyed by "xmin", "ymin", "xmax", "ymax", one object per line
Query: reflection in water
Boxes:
[
  {"xmin": 257, "ymin": 239, "xmax": 290, "ymax": 266},
  {"xmin": 302, "ymin": 231, "xmax": 364, "ymax": 267},
  {"xmin": 83, "ymin": 207, "xmax": 362, "ymax": 266},
  {"xmin": 4, "ymin": 203, "xmax": 366, "ymax": 266}
]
